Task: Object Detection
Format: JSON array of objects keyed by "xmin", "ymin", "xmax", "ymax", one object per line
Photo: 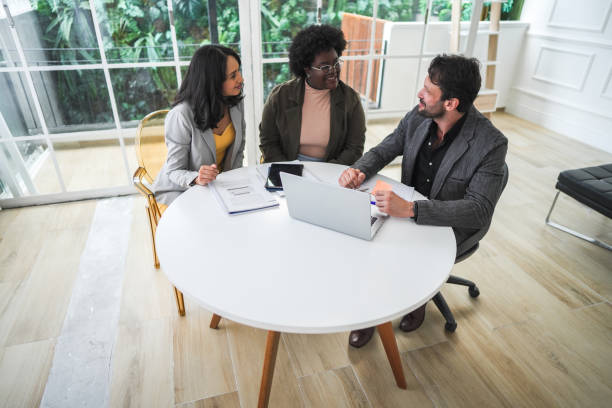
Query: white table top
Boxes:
[{"xmin": 156, "ymin": 162, "xmax": 456, "ymax": 334}]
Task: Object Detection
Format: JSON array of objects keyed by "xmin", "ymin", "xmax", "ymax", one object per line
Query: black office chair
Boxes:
[{"xmin": 433, "ymin": 162, "xmax": 509, "ymax": 332}]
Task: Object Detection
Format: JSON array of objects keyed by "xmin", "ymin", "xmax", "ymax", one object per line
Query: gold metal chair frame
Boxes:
[{"xmin": 132, "ymin": 109, "xmax": 185, "ymax": 316}]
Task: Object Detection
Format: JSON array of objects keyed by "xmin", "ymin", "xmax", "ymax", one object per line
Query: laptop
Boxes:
[{"xmin": 280, "ymin": 172, "xmax": 387, "ymax": 241}]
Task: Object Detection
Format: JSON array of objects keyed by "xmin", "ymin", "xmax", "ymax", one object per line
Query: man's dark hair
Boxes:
[
  {"xmin": 174, "ymin": 45, "xmax": 243, "ymax": 131},
  {"xmin": 289, "ymin": 24, "xmax": 347, "ymax": 78},
  {"xmin": 428, "ymin": 54, "xmax": 481, "ymax": 113}
]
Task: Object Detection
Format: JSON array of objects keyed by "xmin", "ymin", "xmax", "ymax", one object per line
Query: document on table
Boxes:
[{"xmin": 210, "ymin": 171, "xmax": 278, "ymax": 214}]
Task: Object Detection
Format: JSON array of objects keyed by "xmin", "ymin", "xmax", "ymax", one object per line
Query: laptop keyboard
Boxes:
[{"xmin": 370, "ymin": 216, "xmax": 378, "ymax": 226}]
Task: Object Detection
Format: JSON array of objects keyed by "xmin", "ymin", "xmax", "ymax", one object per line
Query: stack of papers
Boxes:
[{"xmin": 210, "ymin": 171, "xmax": 278, "ymax": 214}]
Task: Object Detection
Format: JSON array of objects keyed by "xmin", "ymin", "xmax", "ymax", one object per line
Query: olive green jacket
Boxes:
[{"xmin": 259, "ymin": 77, "xmax": 365, "ymax": 165}]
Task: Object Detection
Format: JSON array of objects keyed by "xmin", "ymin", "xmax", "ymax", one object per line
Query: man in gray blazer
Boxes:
[{"xmin": 339, "ymin": 54, "xmax": 508, "ymax": 348}]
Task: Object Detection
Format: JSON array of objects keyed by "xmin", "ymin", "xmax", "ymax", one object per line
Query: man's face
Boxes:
[{"xmin": 416, "ymin": 75, "xmax": 446, "ymax": 119}]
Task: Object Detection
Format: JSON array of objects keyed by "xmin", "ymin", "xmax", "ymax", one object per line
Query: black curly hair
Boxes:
[
  {"xmin": 428, "ymin": 54, "xmax": 481, "ymax": 113},
  {"xmin": 289, "ymin": 24, "xmax": 347, "ymax": 78}
]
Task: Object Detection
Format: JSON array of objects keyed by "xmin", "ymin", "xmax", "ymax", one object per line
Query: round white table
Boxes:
[{"xmin": 156, "ymin": 162, "xmax": 456, "ymax": 407}]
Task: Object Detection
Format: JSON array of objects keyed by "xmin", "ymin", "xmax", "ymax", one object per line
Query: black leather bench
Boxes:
[{"xmin": 546, "ymin": 163, "xmax": 612, "ymax": 250}]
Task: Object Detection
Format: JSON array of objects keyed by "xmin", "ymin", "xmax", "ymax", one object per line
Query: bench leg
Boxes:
[{"xmin": 546, "ymin": 191, "xmax": 612, "ymax": 251}]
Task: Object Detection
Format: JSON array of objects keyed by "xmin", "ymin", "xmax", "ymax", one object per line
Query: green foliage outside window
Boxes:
[
  {"xmin": 32, "ymin": 0, "xmax": 110, "ymax": 126},
  {"xmin": 33, "ymin": 0, "xmax": 178, "ymax": 126},
  {"xmin": 173, "ymin": 0, "xmax": 241, "ymax": 56},
  {"xmin": 260, "ymin": 0, "xmax": 425, "ymax": 96},
  {"xmin": 26, "ymin": 0, "xmax": 523, "ymax": 128},
  {"xmin": 432, "ymin": 0, "xmax": 518, "ymax": 22}
]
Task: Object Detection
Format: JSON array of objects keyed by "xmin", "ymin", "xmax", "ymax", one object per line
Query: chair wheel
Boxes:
[
  {"xmin": 469, "ymin": 286, "xmax": 480, "ymax": 298},
  {"xmin": 445, "ymin": 322, "xmax": 457, "ymax": 332}
]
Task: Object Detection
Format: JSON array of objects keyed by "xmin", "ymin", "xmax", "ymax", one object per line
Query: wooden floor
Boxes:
[{"xmin": 1, "ymin": 112, "xmax": 611, "ymax": 407}]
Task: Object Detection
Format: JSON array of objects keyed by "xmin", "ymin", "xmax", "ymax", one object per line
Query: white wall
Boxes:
[
  {"xmin": 370, "ymin": 21, "xmax": 529, "ymax": 117},
  {"xmin": 506, "ymin": 0, "xmax": 612, "ymax": 154}
]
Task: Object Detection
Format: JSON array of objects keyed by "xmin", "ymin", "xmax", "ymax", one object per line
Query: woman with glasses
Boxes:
[
  {"xmin": 154, "ymin": 44, "xmax": 245, "ymax": 210},
  {"xmin": 259, "ymin": 24, "xmax": 366, "ymax": 164}
]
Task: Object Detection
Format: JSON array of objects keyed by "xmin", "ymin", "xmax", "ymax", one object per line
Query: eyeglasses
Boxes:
[{"xmin": 310, "ymin": 60, "xmax": 343, "ymax": 74}]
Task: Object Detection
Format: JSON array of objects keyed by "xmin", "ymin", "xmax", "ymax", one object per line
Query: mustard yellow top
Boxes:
[{"xmin": 213, "ymin": 122, "xmax": 235, "ymax": 168}]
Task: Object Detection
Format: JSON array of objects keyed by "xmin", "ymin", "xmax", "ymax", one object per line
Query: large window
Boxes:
[
  {"xmin": 0, "ymin": 0, "xmax": 523, "ymax": 205},
  {"xmin": 0, "ymin": 0, "xmax": 234, "ymax": 202}
]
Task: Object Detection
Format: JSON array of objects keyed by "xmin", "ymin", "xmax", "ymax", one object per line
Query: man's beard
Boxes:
[{"xmin": 417, "ymin": 99, "xmax": 445, "ymax": 119}]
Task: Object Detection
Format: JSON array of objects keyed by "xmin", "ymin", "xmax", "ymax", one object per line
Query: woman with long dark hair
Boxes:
[
  {"xmin": 154, "ymin": 45, "xmax": 245, "ymax": 209},
  {"xmin": 259, "ymin": 24, "xmax": 365, "ymax": 164}
]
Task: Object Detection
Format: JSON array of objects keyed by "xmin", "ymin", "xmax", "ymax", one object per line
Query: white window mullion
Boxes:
[
  {"xmin": 465, "ymin": 0, "xmax": 484, "ymax": 58},
  {"xmin": 0, "ymin": 114, "xmax": 37, "ymax": 195},
  {"xmin": 363, "ymin": 0, "xmax": 379, "ymax": 121},
  {"xmin": 242, "ymin": 0, "xmax": 263, "ymax": 165},
  {"xmin": 414, "ymin": 0, "xmax": 434, "ymax": 107},
  {"xmin": 89, "ymin": 0, "xmax": 132, "ymax": 186},
  {"xmin": 262, "ymin": 54, "xmax": 437, "ymax": 64},
  {"xmin": 167, "ymin": 0, "xmax": 183, "ymax": 86},
  {"xmin": 2, "ymin": 0, "xmax": 66, "ymax": 192},
  {"xmin": 0, "ymin": 61, "xmax": 181, "ymax": 73}
]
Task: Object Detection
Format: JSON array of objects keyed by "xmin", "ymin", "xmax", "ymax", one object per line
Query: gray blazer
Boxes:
[
  {"xmin": 353, "ymin": 105, "xmax": 508, "ymax": 254},
  {"xmin": 153, "ymin": 101, "xmax": 246, "ymax": 206}
]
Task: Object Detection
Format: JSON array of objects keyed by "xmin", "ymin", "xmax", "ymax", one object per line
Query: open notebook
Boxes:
[{"xmin": 209, "ymin": 169, "xmax": 278, "ymax": 214}]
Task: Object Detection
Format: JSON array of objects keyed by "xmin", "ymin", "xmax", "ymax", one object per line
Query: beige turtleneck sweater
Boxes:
[{"xmin": 299, "ymin": 81, "xmax": 331, "ymax": 159}]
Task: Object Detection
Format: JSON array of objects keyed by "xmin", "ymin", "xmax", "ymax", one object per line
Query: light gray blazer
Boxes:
[
  {"xmin": 153, "ymin": 101, "xmax": 246, "ymax": 206},
  {"xmin": 353, "ymin": 105, "xmax": 508, "ymax": 254}
]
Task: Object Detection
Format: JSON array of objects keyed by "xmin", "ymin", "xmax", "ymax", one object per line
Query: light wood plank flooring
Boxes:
[{"xmin": 0, "ymin": 112, "xmax": 611, "ymax": 407}]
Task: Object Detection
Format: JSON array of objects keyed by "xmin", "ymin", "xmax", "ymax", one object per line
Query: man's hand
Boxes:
[
  {"xmin": 339, "ymin": 168, "xmax": 366, "ymax": 189},
  {"xmin": 374, "ymin": 190, "xmax": 414, "ymax": 218},
  {"xmin": 195, "ymin": 164, "xmax": 219, "ymax": 186}
]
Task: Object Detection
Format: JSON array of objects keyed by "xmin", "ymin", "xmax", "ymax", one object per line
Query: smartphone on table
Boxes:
[{"xmin": 265, "ymin": 163, "xmax": 304, "ymax": 191}]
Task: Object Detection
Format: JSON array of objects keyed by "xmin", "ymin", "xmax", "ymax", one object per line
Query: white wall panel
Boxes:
[
  {"xmin": 533, "ymin": 46, "xmax": 594, "ymax": 90},
  {"xmin": 508, "ymin": 87, "xmax": 611, "ymax": 152},
  {"xmin": 506, "ymin": 0, "xmax": 612, "ymax": 154},
  {"xmin": 602, "ymin": 67, "xmax": 612, "ymax": 99},
  {"xmin": 548, "ymin": 0, "xmax": 612, "ymax": 32}
]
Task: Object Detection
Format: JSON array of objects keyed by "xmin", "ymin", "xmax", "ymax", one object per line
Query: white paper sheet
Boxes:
[{"xmin": 210, "ymin": 171, "xmax": 278, "ymax": 214}]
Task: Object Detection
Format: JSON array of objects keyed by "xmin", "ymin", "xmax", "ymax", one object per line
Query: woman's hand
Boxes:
[{"xmin": 195, "ymin": 164, "xmax": 219, "ymax": 185}]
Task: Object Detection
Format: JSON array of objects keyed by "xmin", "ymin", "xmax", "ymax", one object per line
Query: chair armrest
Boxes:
[{"xmin": 133, "ymin": 167, "xmax": 154, "ymax": 197}]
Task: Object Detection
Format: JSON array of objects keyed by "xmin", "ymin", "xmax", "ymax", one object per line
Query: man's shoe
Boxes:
[
  {"xmin": 399, "ymin": 303, "xmax": 427, "ymax": 332},
  {"xmin": 349, "ymin": 327, "xmax": 375, "ymax": 348}
]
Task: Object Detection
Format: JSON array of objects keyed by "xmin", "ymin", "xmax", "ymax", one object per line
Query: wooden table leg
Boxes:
[
  {"xmin": 257, "ymin": 331, "xmax": 281, "ymax": 408},
  {"xmin": 209, "ymin": 313, "xmax": 222, "ymax": 329},
  {"xmin": 377, "ymin": 321, "xmax": 407, "ymax": 389},
  {"xmin": 173, "ymin": 286, "xmax": 185, "ymax": 316}
]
